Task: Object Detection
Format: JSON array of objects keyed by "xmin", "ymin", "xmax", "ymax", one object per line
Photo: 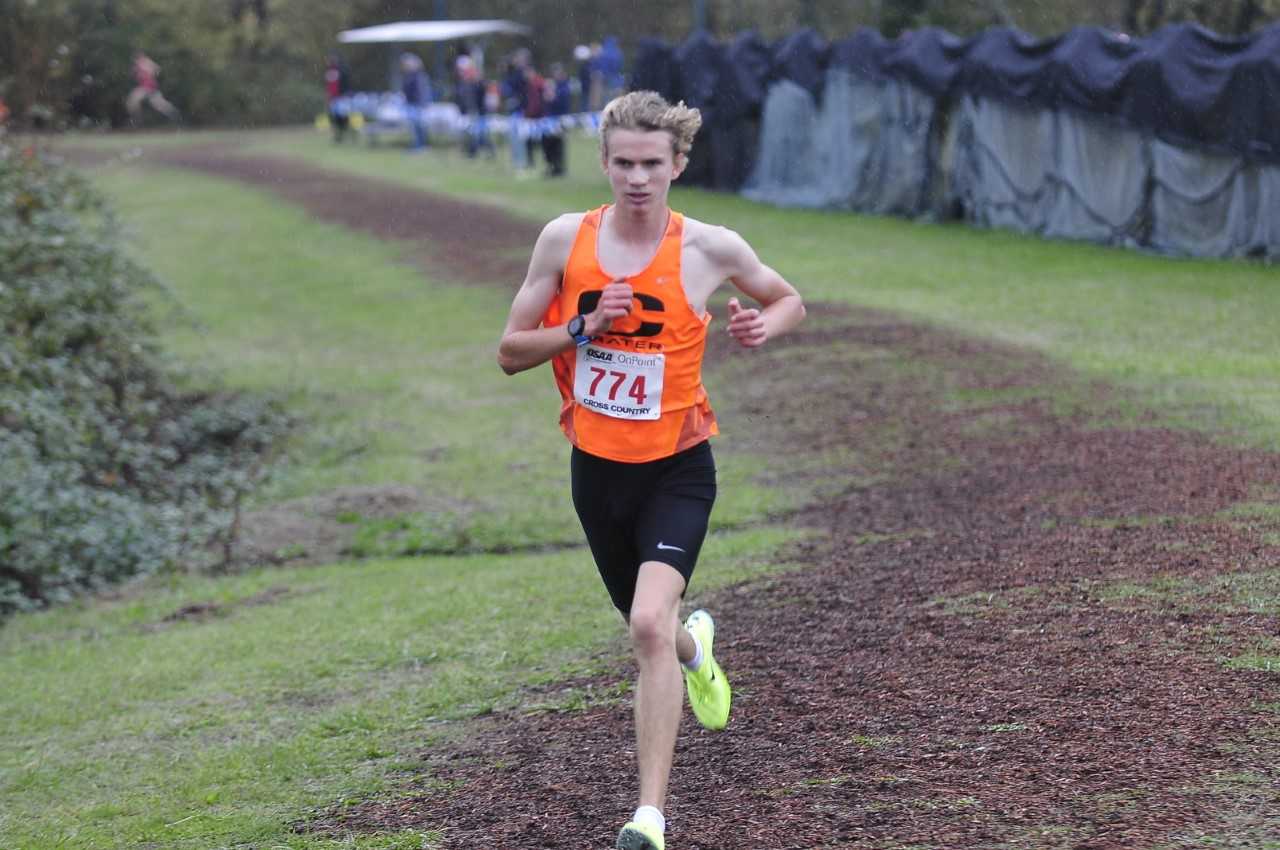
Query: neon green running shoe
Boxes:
[
  {"xmin": 616, "ymin": 819, "xmax": 664, "ymax": 850},
  {"xmin": 683, "ymin": 609, "xmax": 731, "ymax": 730}
]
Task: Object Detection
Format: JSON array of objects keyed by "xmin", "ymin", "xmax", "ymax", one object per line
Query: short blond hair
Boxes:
[{"xmin": 599, "ymin": 90, "xmax": 702, "ymax": 157}]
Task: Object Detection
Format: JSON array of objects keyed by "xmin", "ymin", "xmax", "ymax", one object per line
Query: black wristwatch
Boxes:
[{"xmin": 567, "ymin": 314, "xmax": 592, "ymax": 347}]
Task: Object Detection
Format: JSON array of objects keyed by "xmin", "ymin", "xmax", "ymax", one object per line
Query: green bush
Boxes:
[{"xmin": 0, "ymin": 140, "xmax": 291, "ymax": 615}]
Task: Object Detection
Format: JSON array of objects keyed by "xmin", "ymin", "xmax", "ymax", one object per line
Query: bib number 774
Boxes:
[{"xmin": 573, "ymin": 344, "xmax": 664, "ymax": 421}]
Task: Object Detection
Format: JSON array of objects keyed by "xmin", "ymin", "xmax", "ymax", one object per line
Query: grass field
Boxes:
[
  {"xmin": 2, "ymin": 127, "xmax": 1277, "ymax": 849},
  {"xmin": 251, "ymin": 128, "xmax": 1280, "ymax": 449}
]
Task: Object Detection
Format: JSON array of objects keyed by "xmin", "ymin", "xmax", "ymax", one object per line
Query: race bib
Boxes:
[{"xmin": 573, "ymin": 344, "xmax": 664, "ymax": 421}]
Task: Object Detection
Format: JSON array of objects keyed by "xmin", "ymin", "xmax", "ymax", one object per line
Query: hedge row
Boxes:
[{"xmin": 0, "ymin": 141, "xmax": 291, "ymax": 616}]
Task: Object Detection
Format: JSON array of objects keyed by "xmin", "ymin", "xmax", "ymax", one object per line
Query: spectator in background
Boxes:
[
  {"xmin": 456, "ymin": 55, "xmax": 494, "ymax": 158},
  {"xmin": 324, "ymin": 53, "xmax": 352, "ymax": 144},
  {"xmin": 503, "ymin": 49, "xmax": 532, "ymax": 170},
  {"xmin": 485, "ymin": 79, "xmax": 502, "ymax": 120},
  {"xmin": 599, "ymin": 37, "xmax": 626, "ymax": 101},
  {"xmin": 541, "ymin": 63, "xmax": 572, "ymax": 178},
  {"xmin": 520, "ymin": 63, "xmax": 546, "ymax": 177},
  {"xmin": 587, "ymin": 42, "xmax": 605, "ymax": 111},
  {"xmin": 400, "ymin": 52, "xmax": 431, "ymax": 153},
  {"xmin": 574, "ymin": 44, "xmax": 594, "ymax": 113},
  {"xmin": 126, "ymin": 51, "xmax": 181, "ymax": 125}
]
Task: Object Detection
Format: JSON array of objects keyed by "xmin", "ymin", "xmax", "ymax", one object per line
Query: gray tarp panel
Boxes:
[
  {"xmin": 948, "ymin": 97, "xmax": 1148, "ymax": 245},
  {"xmin": 1150, "ymin": 141, "xmax": 1280, "ymax": 259},
  {"xmin": 741, "ymin": 80, "xmax": 820, "ymax": 207},
  {"xmin": 856, "ymin": 75, "xmax": 936, "ymax": 216},
  {"xmin": 744, "ymin": 70, "xmax": 935, "ymax": 216},
  {"xmin": 951, "ymin": 97, "xmax": 1057, "ymax": 234},
  {"xmin": 1047, "ymin": 108, "xmax": 1148, "ymax": 243},
  {"xmin": 748, "ymin": 75, "xmax": 1278, "ymax": 259},
  {"xmin": 948, "ymin": 96, "xmax": 1280, "ymax": 258}
]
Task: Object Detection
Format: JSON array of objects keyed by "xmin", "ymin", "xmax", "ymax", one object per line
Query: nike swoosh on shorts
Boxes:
[{"xmin": 656, "ymin": 542, "xmax": 685, "ymax": 552}]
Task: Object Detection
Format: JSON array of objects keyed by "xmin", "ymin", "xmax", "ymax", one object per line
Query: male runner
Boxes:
[
  {"xmin": 125, "ymin": 52, "xmax": 181, "ymax": 125},
  {"xmin": 497, "ymin": 90, "xmax": 805, "ymax": 850}
]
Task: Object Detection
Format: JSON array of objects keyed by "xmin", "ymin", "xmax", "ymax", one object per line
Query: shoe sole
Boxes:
[
  {"xmin": 685, "ymin": 610, "xmax": 729, "ymax": 730},
  {"xmin": 616, "ymin": 827, "xmax": 662, "ymax": 850}
]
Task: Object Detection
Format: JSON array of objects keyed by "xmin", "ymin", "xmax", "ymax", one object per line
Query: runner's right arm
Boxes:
[{"xmin": 497, "ymin": 216, "xmax": 631, "ymax": 375}]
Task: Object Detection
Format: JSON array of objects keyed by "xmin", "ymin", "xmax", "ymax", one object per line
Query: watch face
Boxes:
[{"xmin": 568, "ymin": 315, "xmax": 585, "ymax": 336}]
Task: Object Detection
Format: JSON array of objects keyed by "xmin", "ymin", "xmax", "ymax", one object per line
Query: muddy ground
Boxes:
[{"xmin": 88, "ymin": 144, "xmax": 1280, "ymax": 849}]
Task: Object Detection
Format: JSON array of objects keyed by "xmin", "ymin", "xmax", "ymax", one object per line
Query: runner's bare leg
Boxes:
[
  {"xmin": 125, "ymin": 87, "xmax": 147, "ymax": 122},
  {"xmin": 148, "ymin": 92, "xmax": 181, "ymax": 121},
  {"xmin": 628, "ymin": 561, "xmax": 694, "ymax": 810}
]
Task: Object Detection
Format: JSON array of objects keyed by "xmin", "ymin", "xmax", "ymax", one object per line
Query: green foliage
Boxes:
[
  {"xmin": 0, "ymin": 141, "xmax": 290, "ymax": 615},
  {"xmin": 0, "ymin": 0, "xmax": 347, "ymax": 129},
  {"xmin": 881, "ymin": 0, "xmax": 932, "ymax": 36},
  {"xmin": 1122, "ymin": 0, "xmax": 1280, "ymax": 35}
]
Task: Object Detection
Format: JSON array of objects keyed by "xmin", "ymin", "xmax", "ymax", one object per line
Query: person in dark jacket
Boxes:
[
  {"xmin": 541, "ymin": 63, "xmax": 573, "ymax": 177},
  {"xmin": 503, "ymin": 49, "xmax": 532, "ymax": 170},
  {"xmin": 598, "ymin": 37, "xmax": 625, "ymax": 101},
  {"xmin": 456, "ymin": 55, "xmax": 494, "ymax": 158},
  {"xmin": 400, "ymin": 53, "xmax": 430, "ymax": 152},
  {"xmin": 575, "ymin": 44, "xmax": 595, "ymax": 112}
]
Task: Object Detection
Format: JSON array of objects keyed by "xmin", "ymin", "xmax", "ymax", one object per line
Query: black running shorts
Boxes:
[{"xmin": 570, "ymin": 440, "xmax": 717, "ymax": 615}]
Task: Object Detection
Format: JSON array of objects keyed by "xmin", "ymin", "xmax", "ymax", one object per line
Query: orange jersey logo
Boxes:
[{"xmin": 544, "ymin": 207, "xmax": 718, "ymax": 462}]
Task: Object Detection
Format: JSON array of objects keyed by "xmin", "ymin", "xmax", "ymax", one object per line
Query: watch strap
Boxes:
[{"xmin": 569, "ymin": 314, "xmax": 591, "ymax": 347}]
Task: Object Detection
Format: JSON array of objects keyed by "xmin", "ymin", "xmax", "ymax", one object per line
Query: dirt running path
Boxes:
[
  {"xmin": 128, "ymin": 145, "xmax": 1280, "ymax": 848},
  {"xmin": 147, "ymin": 143, "xmax": 542, "ymax": 287}
]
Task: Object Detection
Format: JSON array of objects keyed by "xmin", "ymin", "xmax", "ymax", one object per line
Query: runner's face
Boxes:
[{"xmin": 602, "ymin": 129, "xmax": 686, "ymax": 213}]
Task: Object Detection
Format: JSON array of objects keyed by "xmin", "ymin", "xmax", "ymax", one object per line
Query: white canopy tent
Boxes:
[
  {"xmin": 337, "ymin": 19, "xmax": 530, "ymax": 83},
  {"xmin": 337, "ymin": 19, "xmax": 530, "ymax": 44},
  {"xmin": 334, "ymin": 19, "xmax": 533, "ymax": 145}
]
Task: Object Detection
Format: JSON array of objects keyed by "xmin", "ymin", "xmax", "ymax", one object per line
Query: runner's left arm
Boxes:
[{"xmin": 718, "ymin": 229, "xmax": 805, "ymax": 349}]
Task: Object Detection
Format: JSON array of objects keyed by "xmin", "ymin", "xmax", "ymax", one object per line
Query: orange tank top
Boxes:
[{"xmin": 543, "ymin": 206, "xmax": 718, "ymax": 463}]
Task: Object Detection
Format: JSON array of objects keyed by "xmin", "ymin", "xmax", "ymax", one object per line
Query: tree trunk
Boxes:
[
  {"xmin": 1124, "ymin": 0, "xmax": 1144, "ymax": 31},
  {"xmin": 1235, "ymin": 0, "xmax": 1263, "ymax": 33},
  {"xmin": 987, "ymin": 0, "xmax": 1016, "ymax": 27}
]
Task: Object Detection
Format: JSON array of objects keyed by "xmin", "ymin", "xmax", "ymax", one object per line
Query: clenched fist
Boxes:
[
  {"xmin": 726, "ymin": 297, "xmax": 767, "ymax": 348},
  {"xmin": 585, "ymin": 279, "xmax": 634, "ymax": 337}
]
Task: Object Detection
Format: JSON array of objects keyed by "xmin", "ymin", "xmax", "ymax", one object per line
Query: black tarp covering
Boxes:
[
  {"xmin": 723, "ymin": 31, "xmax": 772, "ymax": 123},
  {"xmin": 712, "ymin": 31, "xmax": 773, "ymax": 190},
  {"xmin": 630, "ymin": 37, "xmax": 675, "ymax": 99},
  {"xmin": 671, "ymin": 30, "xmax": 723, "ymax": 119},
  {"xmin": 632, "ymin": 20, "xmax": 1280, "ymax": 181},
  {"xmin": 769, "ymin": 28, "xmax": 829, "ymax": 99},
  {"xmin": 879, "ymin": 22, "xmax": 1280, "ymax": 161},
  {"xmin": 631, "ymin": 29, "xmax": 775, "ymax": 190},
  {"xmin": 882, "ymin": 27, "xmax": 971, "ymax": 96},
  {"xmin": 670, "ymin": 30, "xmax": 725, "ymax": 188}
]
